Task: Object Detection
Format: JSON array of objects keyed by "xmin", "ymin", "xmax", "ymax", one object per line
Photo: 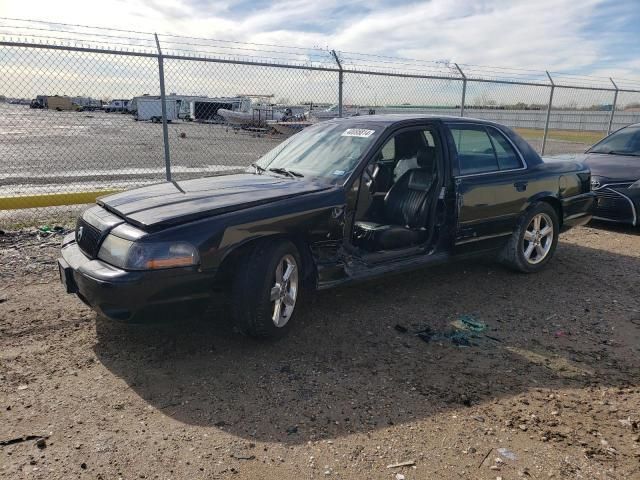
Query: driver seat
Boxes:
[{"xmin": 353, "ymin": 147, "xmax": 436, "ymax": 251}]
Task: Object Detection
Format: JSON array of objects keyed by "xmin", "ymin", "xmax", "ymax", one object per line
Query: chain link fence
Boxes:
[{"xmin": 1, "ymin": 20, "xmax": 640, "ymax": 227}]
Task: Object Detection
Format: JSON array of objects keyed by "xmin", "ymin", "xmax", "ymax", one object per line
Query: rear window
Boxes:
[{"xmin": 450, "ymin": 124, "xmax": 523, "ymax": 175}]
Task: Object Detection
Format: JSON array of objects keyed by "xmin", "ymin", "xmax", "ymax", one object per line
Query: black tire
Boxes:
[
  {"xmin": 499, "ymin": 202, "xmax": 559, "ymax": 273},
  {"xmin": 231, "ymin": 238, "xmax": 303, "ymax": 338}
]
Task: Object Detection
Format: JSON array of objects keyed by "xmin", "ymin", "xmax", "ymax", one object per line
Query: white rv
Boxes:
[{"xmin": 104, "ymin": 99, "xmax": 130, "ymax": 112}]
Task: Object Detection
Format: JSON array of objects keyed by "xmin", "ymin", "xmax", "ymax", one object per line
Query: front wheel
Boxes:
[
  {"xmin": 500, "ymin": 202, "xmax": 559, "ymax": 273},
  {"xmin": 231, "ymin": 239, "xmax": 303, "ymax": 338}
]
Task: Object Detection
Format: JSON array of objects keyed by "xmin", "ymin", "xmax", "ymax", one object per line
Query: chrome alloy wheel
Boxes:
[
  {"xmin": 523, "ymin": 212, "xmax": 554, "ymax": 265},
  {"xmin": 269, "ymin": 254, "xmax": 299, "ymax": 327}
]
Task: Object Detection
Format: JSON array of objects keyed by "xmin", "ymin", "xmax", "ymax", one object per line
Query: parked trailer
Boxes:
[
  {"xmin": 134, "ymin": 98, "xmax": 178, "ymax": 122},
  {"xmin": 47, "ymin": 96, "xmax": 73, "ymax": 111}
]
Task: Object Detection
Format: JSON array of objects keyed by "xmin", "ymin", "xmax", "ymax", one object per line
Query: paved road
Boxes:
[{"xmin": 0, "ymin": 104, "xmax": 281, "ymax": 187}]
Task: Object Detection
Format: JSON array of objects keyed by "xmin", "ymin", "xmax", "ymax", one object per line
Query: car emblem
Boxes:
[
  {"xmin": 590, "ymin": 178, "xmax": 601, "ymax": 189},
  {"xmin": 77, "ymin": 226, "xmax": 84, "ymax": 242}
]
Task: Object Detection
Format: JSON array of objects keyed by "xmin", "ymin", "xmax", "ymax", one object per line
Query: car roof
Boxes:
[
  {"xmin": 324, "ymin": 114, "xmax": 507, "ymax": 128},
  {"xmin": 323, "ymin": 113, "xmax": 544, "ymax": 166}
]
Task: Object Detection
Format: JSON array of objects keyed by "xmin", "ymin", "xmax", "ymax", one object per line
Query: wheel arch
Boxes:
[
  {"xmin": 527, "ymin": 194, "xmax": 563, "ymax": 227},
  {"xmin": 216, "ymin": 233, "xmax": 318, "ymax": 290}
]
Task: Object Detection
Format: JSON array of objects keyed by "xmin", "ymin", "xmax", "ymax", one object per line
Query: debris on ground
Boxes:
[
  {"xmin": 386, "ymin": 460, "xmax": 416, "ymax": 468},
  {"xmin": 0, "ymin": 435, "xmax": 48, "ymax": 447},
  {"xmin": 452, "ymin": 314, "xmax": 487, "ymax": 332},
  {"xmin": 496, "ymin": 447, "xmax": 517, "ymax": 461},
  {"xmin": 231, "ymin": 453, "xmax": 256, "ymax": 460}
]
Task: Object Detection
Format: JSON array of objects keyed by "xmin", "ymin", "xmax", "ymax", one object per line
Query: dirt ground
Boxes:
[{"xmin": 1, "ymin": 224, "xmax": 639, "ymax": 479}]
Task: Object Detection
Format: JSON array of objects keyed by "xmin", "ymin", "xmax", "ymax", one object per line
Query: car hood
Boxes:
[
  {"xmin": 98, "ymin": 173, "xmax": 332, "ymax": 229},
  {"xmin": 545, "ymin": 152, "xmax": 640, "ymax": 183}
]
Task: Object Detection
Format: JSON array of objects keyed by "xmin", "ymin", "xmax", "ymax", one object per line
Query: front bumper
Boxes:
[
  {"xmin": 592, "ymin": 187, "xmax": 639, "ymax": 226},
  {"xmin": 58, "ymin": 241, "xmax": 217, "ymax": 322}
]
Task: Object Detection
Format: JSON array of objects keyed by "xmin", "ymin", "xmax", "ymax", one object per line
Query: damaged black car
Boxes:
[{"xmin": 58, "ymin": 116, "xmax": 595, "ymax": 337}]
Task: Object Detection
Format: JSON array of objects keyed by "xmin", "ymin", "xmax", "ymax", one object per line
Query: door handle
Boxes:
[{"xmin": 514, "ymin": 181, "xmax": 528, "ymax": 192}]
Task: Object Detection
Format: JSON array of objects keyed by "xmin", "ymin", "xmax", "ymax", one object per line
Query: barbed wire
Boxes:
[{"xmin": 1, "ymin": 17, "xmax": 639, "ymax": 89}]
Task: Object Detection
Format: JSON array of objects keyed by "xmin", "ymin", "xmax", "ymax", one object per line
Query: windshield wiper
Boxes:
[
  {"xmin": 596, "ymin": 150, "xmax": 640, "ymax": 156},
  {"xmin": 250, "ymin": 163, "xmax": 266, "ymax": 174},
  {"xmin": 268, "ymin": 167, "xmax": 304, "ymax": 178}
]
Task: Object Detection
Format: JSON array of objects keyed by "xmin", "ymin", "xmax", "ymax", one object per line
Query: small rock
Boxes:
[
  {"xmin": 518, "ymin": 424, "xmax": 528, "ymax": 431},
  {"xmin": 35, "ymin": 438, "xmax": 46, "ymax": 449},
  {"xmin": 80, "ymin": 462, "xmax": 87, "ymax": 470},
  {"xmin": 490, "ymin": 465, "xmax": 500, "ymax": 470},
  {"xmin": 473, "ymin": 416, "xmax": 485, "ymax": 423},
  {"xmin": 286, "ymin": 426, "xmax": 298, "ymax": 435},
  {"xmin": 396, "ymin": 474, "xmax": 405, "ymax": 480},
  {"xmin": 17, "ymin": 385, "xmax": 29, "ymax": 391},
  {"xmin": 467, "ymin": 447, "xmax": 477, "ymax": 454}
]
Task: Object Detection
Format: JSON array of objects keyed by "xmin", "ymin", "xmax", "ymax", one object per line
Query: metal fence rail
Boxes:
[{"xmin": 1, "ymin": 20, "xmax": 640, "ymax": 226}]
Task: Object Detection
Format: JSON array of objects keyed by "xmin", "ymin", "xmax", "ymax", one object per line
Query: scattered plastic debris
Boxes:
[
  {"xmin": 448, "ymin": 331, "xmax": 473, "ymax": 347},
  {"xmin": 453, "ymin": 314, "xmax": 487, "ymax": 332},
  {"xmin": 399, "ymin": 314, "xmax": 493, "ymax": 347},
  {"xmin": 496, "ymin": 447, "xmax": 517, "ymax": 461},
  {"xmin": 414, "ymin": 326, "xmax": 433, "ymax": 343}
]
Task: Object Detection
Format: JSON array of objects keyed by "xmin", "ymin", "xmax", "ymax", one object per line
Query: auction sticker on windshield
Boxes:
[{"xmin": 341, "ymin": 128, "xmax": 375, "ymax": 138}]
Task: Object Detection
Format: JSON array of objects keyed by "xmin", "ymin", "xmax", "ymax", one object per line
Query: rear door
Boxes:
[{"xmin": 447, "ymin": 123, "xmax": 531, "ymax": 252}]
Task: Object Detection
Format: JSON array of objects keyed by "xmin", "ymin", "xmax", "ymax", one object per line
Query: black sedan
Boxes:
[
  {"xmin": 58, "ymin": 115, "xmax": 595, "ymax": 337},
  {"xmin": 550, "ymin": 123, "xmax": 640, "ymax": 226}
]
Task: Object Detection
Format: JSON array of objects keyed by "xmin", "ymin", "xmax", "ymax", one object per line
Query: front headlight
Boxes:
[
  {"xmin": 98, "ymin": 235, "xmax": 199, "ymax": 270},
  {"xmin": 630, "ymin": 179, "xmax": 640, "ymax": 189}
]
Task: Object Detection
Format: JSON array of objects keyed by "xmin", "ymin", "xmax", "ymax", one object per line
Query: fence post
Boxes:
[
  {"xmin": 454, "ymin": 63, "xmax": 466, "ymax": 117},
  {"xmin": 607, "ymin": 77, "xmax": 619, "ymax": 135},
  {"xmin": 154, "ymin": 33, "xmax": 172, "ymax": 182},
  {"xmin": 331, "ymin": 50, "xmax": 343, "ymax": 118},
  {"xmin": 541, "ymin": 71, "xmax": 555, "ymax": 156}
]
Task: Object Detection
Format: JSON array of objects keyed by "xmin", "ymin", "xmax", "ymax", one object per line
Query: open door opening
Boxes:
[{"xmin": 349, "ymin": 125, "xmax": 443, "ymax": 261}]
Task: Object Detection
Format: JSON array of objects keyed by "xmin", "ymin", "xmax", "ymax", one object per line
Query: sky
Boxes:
[
  {"xmin": 1, "ymin": 0, "xmax": 639, "ymax": 79},
  {"xmin": 1, "ymin": 0, "xmax": 640, "ymax": 104}
]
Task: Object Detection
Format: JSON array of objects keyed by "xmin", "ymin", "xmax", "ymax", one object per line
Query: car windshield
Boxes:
[
  {"xmin": 587, "ymin": 124, "xmax": 640, "ymax": 156},
  {"xmin": 253, "ymin": 122, "xmax": 381, "ymax": 182}
]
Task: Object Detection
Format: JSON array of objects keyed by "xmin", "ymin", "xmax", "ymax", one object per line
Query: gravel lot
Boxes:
[{"xmin": 1, "ymin": 223, "xmax": 639, "ymax": 479}]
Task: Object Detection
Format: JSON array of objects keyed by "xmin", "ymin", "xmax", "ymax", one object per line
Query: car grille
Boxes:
[
  {"xmin": 76, "ymin": 219, "xmax": 103, "ymax": 258},
  {"xmin": 593, "ymin": 188, "xmax": 635, "ymax": 223}
]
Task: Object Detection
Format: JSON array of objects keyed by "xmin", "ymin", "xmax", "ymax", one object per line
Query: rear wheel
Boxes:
[
  {"xmin": 231, "ymin": 239, "xmax": 303, "ymax": 337},
  {"xmin": 500, "ymin": 202, "xmax": 559, "ymax": 273}
]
